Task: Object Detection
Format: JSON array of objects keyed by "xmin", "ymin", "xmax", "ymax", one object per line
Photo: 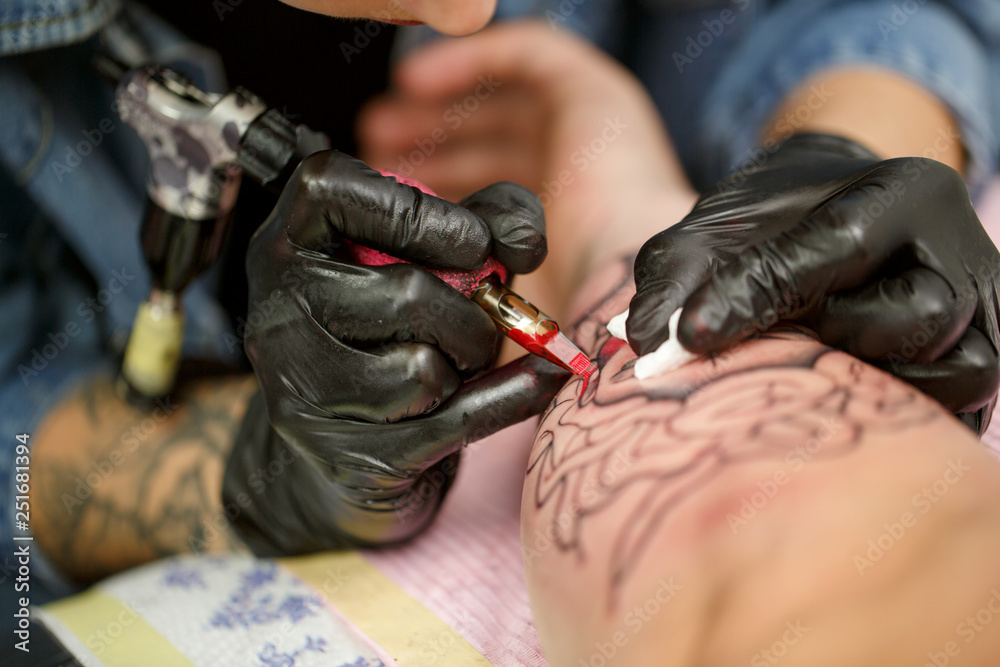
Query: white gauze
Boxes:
[{"xmin": 606, "ymin": 308, "xmax": 699, "ymax": 379}]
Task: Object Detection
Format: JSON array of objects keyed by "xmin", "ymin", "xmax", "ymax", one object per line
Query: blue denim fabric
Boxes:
[
  {"xmin": 0, "ymin": 0, "xmax": 121, "ymax": 55},
  {"xmin": 698, "ymin": 0, "xmax": 999, "ymax": 195},
  {"xmin": 0, "ymin": 2, "xmax": 239, "ymax": 618},
  {"xmin": 401, "ymin": 0, "xmax": 1000, "ymax": 193}
]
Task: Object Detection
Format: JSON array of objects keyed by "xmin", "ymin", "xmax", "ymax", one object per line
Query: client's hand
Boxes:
[
  {"xmin": 628, "ymin": 134, "xmax": 1000, "ymax": 433},
  {"xmin": 360, "ymin": 20, "xmax": 697, "ymax": 303}
]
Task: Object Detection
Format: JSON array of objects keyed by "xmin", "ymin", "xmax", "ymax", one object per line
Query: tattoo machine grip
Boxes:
[{"xmin": 348, "ymin": 172, "xmax": 591, "ymax": 376}]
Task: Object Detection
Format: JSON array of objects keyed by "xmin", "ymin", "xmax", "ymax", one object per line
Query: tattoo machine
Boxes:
[
  {"xmin": 94, "ymin": 56, "xmax": 330, "ymax": 405},
  {"xmin": 97, "ymin": 56, "xmax": 592, "ymax": 404},
  {"xmin": 348, "ymin": 233, "xmax": 596, "ymax": 378}
]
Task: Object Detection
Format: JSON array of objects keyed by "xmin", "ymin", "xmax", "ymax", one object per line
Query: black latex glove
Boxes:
[
  {"xmin": 224, "ymin": 150, "xmax": 567, "ymax": 554},
  {"xmin": 225, "ymin": 355, "xmax": 567, "ymax": 556},
  {"xmin": 628, "ymin": 134, "xmax": 1000, "ymax": 433}
]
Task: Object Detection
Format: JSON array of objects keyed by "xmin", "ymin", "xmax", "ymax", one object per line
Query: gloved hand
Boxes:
[
  {"xmin": 224, "ymin": 150, "xmax": 567, "ymax": 554},
  {"xmin": 627, "ymin": 134, "xmax": 1000, "ymax": 433},
  {"xmin": 224, "ymin": 354, "xmax": 565, "ymax": 555}
]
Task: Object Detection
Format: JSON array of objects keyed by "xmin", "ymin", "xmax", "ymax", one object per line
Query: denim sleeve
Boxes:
[
  {"xmin": 0, "ymin": 193, "xmax": 112, "ymax": 610},
  {"xmin": 699, "ymin": 0, "xmax": 999, "ymax": 195},
  {"xmin": 0, "ymin": 9, "xmax": 241, "ymax": 612}
]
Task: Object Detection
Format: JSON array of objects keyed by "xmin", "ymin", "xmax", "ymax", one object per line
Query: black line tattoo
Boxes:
[
  {"xmin": 33, "ymin": 377, "xmax": 254, "ymax": 582},
  {"xmin": 526, "ymin": 259, "xmax": 943, "ymax": 608}
]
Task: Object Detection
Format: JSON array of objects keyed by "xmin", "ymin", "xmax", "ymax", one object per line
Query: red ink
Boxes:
[
  {"xmin": 600, "ymin": 337, "xmax": 628, "ymax": 362},
  {"xmin": 507, "ymin": 328, "xmax": 557, "ymax": 356},
  {"xmin": 578, "ymin": 362, "xmax": 597, "ymax": 396}
]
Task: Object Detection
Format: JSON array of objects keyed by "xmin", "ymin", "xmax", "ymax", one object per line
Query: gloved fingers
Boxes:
[
  {"xmin": 305, "ymin": 354, "xmax": 570, "ymax": 476},
  {"xmin": 297, "ymin": 340, "xmax": 463, "ymax": 425},
  {"xmin": 222, "ymin": 392, "xmax": 354, "ymax": 556},
  {"xmin": 810, "ymin": 267, "xmax": 975, "ymax": 363},
  {"xmin": 626, "ymin": 230, "xmax": 735, "ymax": 355},
  {"xmin": 286, "ymin": 150, "xmax": 495, "ymax": 270},
  {"xmin": 296, "ymin": 259, "xmax": 501, "ymax": 374},
  {"xmin": 877, "ymin": 325, "xmax": 1000, "ymax": 416},
  {"xmin": 460, "ymin": 182, "xmax": 546, "ymax": 274},
  {"xmin": 677, "ymin": 184, "xmax": 903, "ymax": 354},
  {"xmin": 352, "ymin": 342, "xmax": 464, "ymax": 423}
]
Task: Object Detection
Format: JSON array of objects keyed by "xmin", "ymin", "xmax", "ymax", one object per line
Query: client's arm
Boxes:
[
  {"xmin": 30, "ymin": 375, "xmax": 256, "ymax": 583},
  {"xmin": 523, "ymin": 258, "xmax": 1000, "ymax": 666}
]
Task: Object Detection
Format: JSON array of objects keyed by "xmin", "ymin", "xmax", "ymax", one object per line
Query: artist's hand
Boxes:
[
  {"xmin": 228, "ymin": 150, "xmax": 566, "ymax": 553},
  {"xmin": 224, "ymin": 355, "xmax": 563, "ymax": 555},
  {"xmin": 628, "ymin": 134, "xmax": 1000, "ymax": 433}
]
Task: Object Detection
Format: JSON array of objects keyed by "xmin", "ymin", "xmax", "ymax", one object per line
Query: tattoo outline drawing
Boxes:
[{"xmin": 526, "ymin": 259, "xmax": 942, "ymax": 607}]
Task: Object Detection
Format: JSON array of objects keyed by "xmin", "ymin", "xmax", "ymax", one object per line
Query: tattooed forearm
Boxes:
[
  {"xmin": 526, "ymin": 258, "xmax": 943, "ymax": 607},
  {"xmin": 31, "ymin": 375, "xmax": 257, "ymax": 582}
]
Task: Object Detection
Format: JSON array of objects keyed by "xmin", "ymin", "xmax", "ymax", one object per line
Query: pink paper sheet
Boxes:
[{"xmin": 363, "ymin": 418, "xmax": 547, "ymax": 667}]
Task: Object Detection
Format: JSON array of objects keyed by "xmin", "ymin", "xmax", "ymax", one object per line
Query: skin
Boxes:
[
  {"xmin": 361, "ymin": 22, "xmax": 700, "ymax": 322},
  {"xmin": 762, "ymin": 66, "xmax": 965, "ymax": 173},
  {"xmin": 523, "ymin": 258, "xmax": 1000, "ymax": 666},
  {"xmin": 277, "ymin": 0, "xmax": 497, "ymax": 36},
  {"xmin": 30, "ymin": 376, "xmax": 256, "ymax": 582}
]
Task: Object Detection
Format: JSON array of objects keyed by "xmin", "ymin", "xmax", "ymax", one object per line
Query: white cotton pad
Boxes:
[
  {"xmin": 606, "ymin": 308, "xmax": 699, "ymax": 379},
  {"xmin": 607, "ymin": 309, "xmax": 630, "ymax": 341}
]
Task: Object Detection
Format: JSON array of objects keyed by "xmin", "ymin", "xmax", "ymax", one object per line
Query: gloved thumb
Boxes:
[
  {"xmin": 303, "ymin": 355, "xmax": 570, "ymax": 474},
  {"xmin": 460, "ymin": 182, "xmax": 547, "ymax": 274},
  {"xmin": 627, "ymin": 229, "xmax": 736, "ymax": 355}
]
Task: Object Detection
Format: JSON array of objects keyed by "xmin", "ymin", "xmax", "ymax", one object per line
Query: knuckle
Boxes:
[
  {"xmin": 296, "ymin": 150, "xmax": 332, "ymax": 183},
  {"xmin": 908, "ymin": 281, "xmax": 953, "ymax": 322},
  {"xmin": 405, "ymin": 346, "xmax": 446, "ymax": 392},
  {"xmin": 389, "ymin": 265, "xmax": 436, "ymax": 314},
  {"xmin": 964, "ymin": 340, "xmax": 999, "ymax": 377}
]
